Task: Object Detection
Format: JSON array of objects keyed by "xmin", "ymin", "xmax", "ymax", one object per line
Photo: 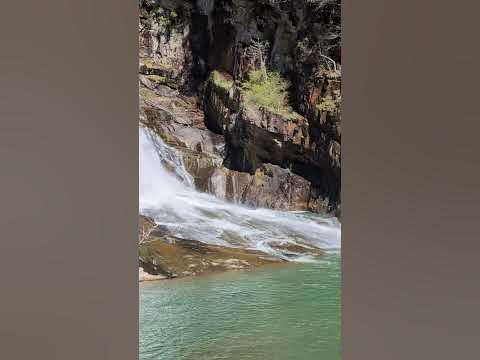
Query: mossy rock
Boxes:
[
  {"xmin": 139, "ymin": 86, "xmax": 157, "ymax": 101},
  {"xmin": 210, "ymin": 70, "xmax": 234, "ymax": 93},
  {"xmin": 241, "ymin": 70, "xmax": 300, "ymax": 120}
]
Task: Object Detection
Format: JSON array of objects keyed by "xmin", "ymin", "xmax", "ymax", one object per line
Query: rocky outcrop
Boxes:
[
  {"xmin": 139, "ymin": 215, "xmax": 281, "ymax": 279},
  {"xmin": 139, "ymin": 267, "xmax": 166, "ymax": 282},
  {"xmin": 138, "ymin": 215, "xmax": 324, "ymax": 280},
  {"xmin": 140, "ymin": 85, "xmax": 318, "ymax": 211},
  {"xmin": 196, "ymin": 0, "xmax": 341, "ymax": 213},
  {"xmin": 139, "ymin": 1, "xmax": 195, "ymax": 91},
  {"xmin": 203, "ymin": 71, "xmax": 339, "ymax": 213},
  {"xmin": 139, "ymin": 0, "xmax": 341, "ymax": 215},
  {"xmin": 203, "ymin": 163, "xmax": 313, "ymax": 211},
  {"xmin": 140, "ymin": 235, "xmax": 283, "ymax": 279}
]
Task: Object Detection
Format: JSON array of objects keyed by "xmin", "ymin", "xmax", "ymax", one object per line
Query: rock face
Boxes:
[
  {"xmin": 139, "ymin": 1, "xmax": 195, "ymax": 91},
  {"xmin": 139, "ymin": 0, "xmax": 341, "ymax": 215},
  {"xmin": 203, "ymin": 164, "xmax": 312, "ymax": 211},
  {"xmin": 203, "ymin": 71, "xmax": 339, "ymax": 213},
  {"xmin": 138, "ymin": 215, "xmax": 324, "ymax": 280},
  {"xmin": 200, "ymin": 1, "xmax": 341, "ymax": 214}
]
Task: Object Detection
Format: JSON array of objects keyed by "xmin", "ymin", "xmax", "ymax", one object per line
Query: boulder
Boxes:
[{"xmin": 203, "ymin": 163, "xmax": 312, "ymax": 211}]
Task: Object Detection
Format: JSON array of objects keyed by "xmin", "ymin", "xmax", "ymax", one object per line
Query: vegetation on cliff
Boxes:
[
  {"xmin": 139, "ymin": 1, "xmax": 180, "ymax": 33},
  {"xmin": 210, "ymin": 70, "xmax": 234, "ymax": 91},
  {"xmin": 241, "ymin": 70, "xmax": 299, "ymax": 119}
]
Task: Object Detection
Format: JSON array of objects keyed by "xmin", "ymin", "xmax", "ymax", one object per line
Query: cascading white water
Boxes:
[{"xmin": 139, "ymin": 124, "xmax": 341, "ymax": 259}]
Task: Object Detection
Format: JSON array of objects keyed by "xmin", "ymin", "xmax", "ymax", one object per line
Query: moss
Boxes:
[
  {"xmin": 139, "ymin": 243, "xmax": 154, "ymax": 258},
  {"xmin": 141, "ymin": 58, "xmax": 156, "ymax": 68},
  {"xmin": 210, "ymin": 70, "xmax": 234, "ymax": 91},
  {"xmin": 143, "ymin": 5, "xmax": 182, "ymax": 33},
  {"xmin": 241, "ymin": 70, "xmax": 299, "ymax": 120},
  {"xmin": 139, "ymin": 86, "xmax": 156, "ymax": 101},
  {"xmin": 316, "ymin": 95, "xmax": 336, "ymax": 112},
  {"xmin": 139, "ymin": 242, "xmax": 173, "ymax": 277},
  {"xmin": 146, "ymin": 74, "xmax": 167, "ymax": 84},
  {"xmin": 316, "ymin": 90, "xmax": 341, "ymax": 113},
  {"xmin": 314, "ymin": 65, "xmax": 341, "ymax": 81}
]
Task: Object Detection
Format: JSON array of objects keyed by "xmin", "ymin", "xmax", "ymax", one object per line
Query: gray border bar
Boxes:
[
  {"xmin": 0, "ymin": 1, "xmax": 138, "ymax": 359},
  {"xmin": 343, "ymin": 0, "xmax": 480, "ymax": 358}
]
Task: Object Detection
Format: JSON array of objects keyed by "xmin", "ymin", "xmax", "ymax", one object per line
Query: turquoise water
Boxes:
[{"xmin": 140, "ymin": 253, "xmax": 340, "ymax": 360}]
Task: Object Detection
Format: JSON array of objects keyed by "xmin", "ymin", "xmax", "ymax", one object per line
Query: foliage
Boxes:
[
  {"xmin": 293, "ymin": 0, "xmax": 341, "ymax": 66},
  {"xmin": 314, "ymin": 65, "xmax": 341, "ymax": 80},
  {"xmin": 245, "ymin": 39, "xmax": 269, "ymax": 71},
  {"xmin": 305, "ymin": 0, "xmax": 340, "ymax": 8},
  {"xmin": 139, "ymin": 2, "xmax": 180, "ymax": 33},
  {"xmin": 241, "ymin": 70, "xmax": 297, "ymax": 118},
  {"xmin": 316, "ymin": 95, "xmax": 336, "ymax": 112},
  {"xmin": 210, "ymin": 71, "xmax": 234, "ymax": 91},
  {"xmin": 316, "ymin": 90, "xmax": 341, "ymax": 113},
  {"xmin": 152, "ymin": 7, "xmax": 175, "ymax": 29}
]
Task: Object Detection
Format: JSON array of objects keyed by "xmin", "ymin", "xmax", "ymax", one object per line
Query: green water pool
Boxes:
[{"xmin": 140, "ymin": 253, "xmax": 340, "ymax": 360}]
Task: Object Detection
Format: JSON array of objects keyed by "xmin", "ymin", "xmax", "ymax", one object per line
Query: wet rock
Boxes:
[
  {"xmin": 138, "ymin": 213, "xmax": 328, "ymax": 280},
  {"xmin": 139, "ymin": 233, "xmax": 285, "ymax": 279},
  {"xmin": 201, "ymin": 163, "xmax": 312, "ymax": 211},
  {"xmin": 203, "ymin": 71, "xmax": 239, "ymax": 134},
  {"xmin": 180, "ymin": 149, "xmax": 222, "ymax": 188},
  {"xmin": 139, "ymin": 267, "xmax": 167, "ymax": 282},
  {"xmin": 269, "ymin": 240, "xmax": 325, "ymax": 258}
]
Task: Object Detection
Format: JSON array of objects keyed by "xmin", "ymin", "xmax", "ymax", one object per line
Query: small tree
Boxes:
[
  {"xmin": 242, "ymin": 70, "xmax": 296, "ymax": 118},
  {"xmin": 244, "ymin": 39, "xmax": 270, "ymax": 81},
  {"xmin": 139, "ymin": 222, "xmax": 156, "ymax": 245}
]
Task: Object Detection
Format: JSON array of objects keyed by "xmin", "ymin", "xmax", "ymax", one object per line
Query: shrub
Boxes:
[
  {"xmin": 316, "ymin": 90, "xmax": 341, "ymax": 113},
  {"xmin": 210, "ymin": 70, "xmax": 234, "ymax": 91},
  {"xmin": 241, "ymin": 70, "xmax": 296, "ymax": 118}
]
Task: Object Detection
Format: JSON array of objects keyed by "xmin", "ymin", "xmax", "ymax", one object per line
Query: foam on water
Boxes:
[{"xmin": 139, "ymin": 124, "xmax": 341, "ymax": 258}]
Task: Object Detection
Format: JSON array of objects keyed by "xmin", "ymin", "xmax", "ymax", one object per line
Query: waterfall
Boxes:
[{"xmin": 139, "ymin": 124, "xmax": 341, "ymax": 258}]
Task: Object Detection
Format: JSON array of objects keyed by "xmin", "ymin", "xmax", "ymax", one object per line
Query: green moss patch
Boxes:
[
  {"xmin": 139, "ymin": 86, "xmax": 157, "ymax": 101},
  {"xmin": 210, "ymin": 70, "xmax": 234, "ymax": 91}
]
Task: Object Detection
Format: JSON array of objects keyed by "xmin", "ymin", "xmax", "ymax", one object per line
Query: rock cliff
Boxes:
[{"xmin": 139, "ymin": 0, "xmax": 341, "ymax": 215}]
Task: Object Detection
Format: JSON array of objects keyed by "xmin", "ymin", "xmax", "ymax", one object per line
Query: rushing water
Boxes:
[
  {"xmin": 139, "ymin": 123, "xmax": 341, "ymax": 359},
  {"xmin": 140, "ymin": 254, "xmax": 340, "ymax": 360},
  {"xmin": 139, "ymin": 125, "xmax": 341, "ymax": 258}
]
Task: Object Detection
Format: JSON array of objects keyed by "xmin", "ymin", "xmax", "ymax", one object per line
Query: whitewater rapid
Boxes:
[{"xmin": 139, "ymin": 125, "xmax": 340, "ymax": 258}]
